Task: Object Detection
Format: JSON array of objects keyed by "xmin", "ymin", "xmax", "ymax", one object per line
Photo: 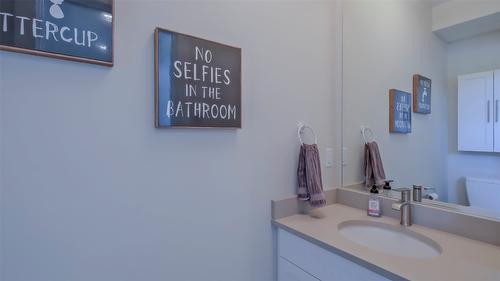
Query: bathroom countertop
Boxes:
[{"xmin": 273, "ymin": 203, "xmax": 500, "ymax": 281}]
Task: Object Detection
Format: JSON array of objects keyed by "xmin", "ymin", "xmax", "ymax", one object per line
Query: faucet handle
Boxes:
[
  {"xmin": 393, "ymin": 187, "xmax": 411, "ymax": 201},
  {"xmin": 412, "ymin": 185, "xmax": 423, "ymax": 202}
]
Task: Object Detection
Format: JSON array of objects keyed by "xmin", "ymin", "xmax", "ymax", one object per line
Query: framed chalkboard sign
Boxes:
[
  {"xmin": 154, "ymin": 28, "xmax": 242, "ymax": 128},
  {"xmin": 0, "ymin": 0, "xmax": 114, "ymax": 66},
  {"xmin": 389, "ymin": 89, "xmax": 412, "ymax": 134},
  {"xmin": 413, "ymin": 74, "xmax": 431, "ymax": 114}
]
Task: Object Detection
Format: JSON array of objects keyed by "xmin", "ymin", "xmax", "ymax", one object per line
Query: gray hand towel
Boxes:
[
  {"xmin": 297, "ymin": 145, "xmax": 309, "ymax": 200},
  {"xmin": 364, "ymin": 141, "xmax": 386, "ymax": 187},
  {"xmin": 297, "ymin": 144, "xmax": 326, "ymax": 207}
]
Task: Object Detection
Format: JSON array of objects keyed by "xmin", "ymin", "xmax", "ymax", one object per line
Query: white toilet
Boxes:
[{"xmin": 465, "ymin": 177, "xmax": 500, "ymax": 212}]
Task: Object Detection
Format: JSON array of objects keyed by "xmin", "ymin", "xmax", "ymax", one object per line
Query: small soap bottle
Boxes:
[
  {"xmin": 367, "ymin": 185, "xmax": 381, "ymax": 217},
  {"xmin": 382, "ymin": 180, "xmax": 393, "ymax": 197}
]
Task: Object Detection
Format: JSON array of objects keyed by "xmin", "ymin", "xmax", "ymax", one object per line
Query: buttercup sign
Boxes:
[
  {"xmin": 49, "ymin": 0, "xmax": 64, "ymax": 19},
  {"xmin": 0, "ymin": 0, "xmax": 114, "ymax": 66}
]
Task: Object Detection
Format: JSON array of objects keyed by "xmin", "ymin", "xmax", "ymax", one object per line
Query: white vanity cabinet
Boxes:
[
  {"xmin": 458, "ymin": 70, "xmax": 500, "ymax": 152},
  {"xmin": 278, "ymin": 257, "xmax": 320, "ymax": 281},
  {"xmin": 277, "ymin": 228, "xmax": 390, "ymax": 281}
]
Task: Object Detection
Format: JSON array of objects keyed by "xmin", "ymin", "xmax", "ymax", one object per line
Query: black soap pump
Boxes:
[
  {"xmin": 367, "ymin": 184, "xmax": 381, "ymax": 217},
  {"xmin": 383, "ymin": 180, "xmax": 394, "ymax": 190},
  {"xmin": 369, "ymin": 185, "xmax": 379, "ymax": 194},
  {"xmin": 382, "ymin": 180, "xmax": 393, "ymax": 197}
]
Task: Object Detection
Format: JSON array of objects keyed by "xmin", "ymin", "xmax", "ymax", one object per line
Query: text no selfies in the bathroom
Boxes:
[{"xmin": 155, "ymin": 28, "xmax": 242, "ymax": 128}]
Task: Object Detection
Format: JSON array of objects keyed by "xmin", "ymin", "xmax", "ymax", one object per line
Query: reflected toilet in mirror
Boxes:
[{"xmin": 466, "ymin": 178, "xmax": 500, "ymax": 213}]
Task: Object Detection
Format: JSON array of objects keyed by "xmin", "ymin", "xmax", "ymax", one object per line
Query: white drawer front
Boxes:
[
  {"xmin": 278, "ymin": 257, "xmax": 320, "ymax": 281},
  {"xmin": 278, "ymin": 228, "xmax": 389, "ymax": 281}
]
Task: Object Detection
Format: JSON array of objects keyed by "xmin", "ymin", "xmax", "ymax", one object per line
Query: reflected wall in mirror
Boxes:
[{"xmin": 341, "ymin": 0, "xmax": 500, "ymax": 219}]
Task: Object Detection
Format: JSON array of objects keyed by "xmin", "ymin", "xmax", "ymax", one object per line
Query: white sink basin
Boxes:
[{"xmin": 338, "ymin": 220, "xmax": 442, "ymax": 259}]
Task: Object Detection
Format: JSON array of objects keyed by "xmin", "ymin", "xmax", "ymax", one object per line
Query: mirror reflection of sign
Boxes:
[
  {"xmin": 413, "ymin": 75, "xmax": 431, "ymax": 114},
  {"xmin": 395, "ymin": 94, "xmax": 411, "ymax": 131},
  {"xmin": 390, "ymin": 89, "xmax": 411, "ymax": 133},
  {"xmin": 422, "ymin": 88, "xmax": 427, "ymax": 102},
  {"xmin": 419, "ymin": 79, "xmax": 431, "ymax": 112}
]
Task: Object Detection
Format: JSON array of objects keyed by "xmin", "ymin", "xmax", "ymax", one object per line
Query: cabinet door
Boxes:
[
  {"xmin": 278, "ymin": 257, "xmax": 320, "ymax": 281},
  {"xmin": 494, "ymin": 70, "xmax": 500, "ymax": 152},
  {"xmin": 458, "ymin": 71, "xmax": 494, "ymax": 152}
]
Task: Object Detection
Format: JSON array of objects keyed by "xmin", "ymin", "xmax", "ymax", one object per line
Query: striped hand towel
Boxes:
[
  {"xmin": 364, "ymin": 141, "xmax": 386, "ymax": 187},
  {"xmin": 297, "ymin": 144, "xmax": 326, "ymax": 207}
]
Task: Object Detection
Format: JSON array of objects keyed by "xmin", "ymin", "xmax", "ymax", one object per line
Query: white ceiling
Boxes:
[{"xmin": 432, "ymin": 1, "xmax": 500, "ymax": 42}]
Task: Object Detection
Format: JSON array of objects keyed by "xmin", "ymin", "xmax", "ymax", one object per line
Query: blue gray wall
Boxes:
[{"xmin": 0, "ymin": 1, "xmax": 341, "ymax": 280}]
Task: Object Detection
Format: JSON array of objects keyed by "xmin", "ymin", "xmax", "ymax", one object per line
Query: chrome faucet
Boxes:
[
  {"xmin": 412, "ymin": 185, "xmax": 423, "ymax": 202},
  {"xmin": 392, "ymin": 188, "xmax": 412, "ymax": 226}
]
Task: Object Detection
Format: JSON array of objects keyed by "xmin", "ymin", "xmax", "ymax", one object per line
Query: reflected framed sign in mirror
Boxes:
[
  {"xmin": 0, "ymin": 0, "xmax": 114, "ymax": 66},
  {"xmin": 341, "ymin": 0, "xmax": 500, "ymax": 220},
  {"xmin": 389, "ymin": 89, "xmax": 412, "ymax": 134},
  {"xmin": 413, "ymin": 74, "xmax": 431, "ymax": 114}
]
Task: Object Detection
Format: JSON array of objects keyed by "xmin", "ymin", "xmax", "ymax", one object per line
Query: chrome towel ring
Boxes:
[
  {"xmin": 361, "ymin": 126, "xmax": 375, "ymax": 144},
  {"xmin": 297, "ymin": 122, "xmax": 318, "ymax": 145}
]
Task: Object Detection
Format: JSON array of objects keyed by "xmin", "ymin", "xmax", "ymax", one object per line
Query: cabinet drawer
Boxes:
[
  {"xmin": 278, "ymin": 228, "xmax": 389, "ymax": 281},
  {"xmin": 278, "ymin": 257, "xmax": 320, "ymax": 281}
]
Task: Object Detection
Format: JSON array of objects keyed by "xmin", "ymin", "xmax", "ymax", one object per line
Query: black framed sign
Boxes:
[
  {"xmin": 413, "ymin": 74, "xmax": 431, "ymax": 114},
  {"xmin": 154, "ymin": 28, "xmax": 242, "ymax": 128},
  {"xmin": 0, "ymin": 0, "xmax": 114, "ymax": 66},
  {"xmin": 389, "ymin": 89, "xmax": 412, "ymax": 134}
]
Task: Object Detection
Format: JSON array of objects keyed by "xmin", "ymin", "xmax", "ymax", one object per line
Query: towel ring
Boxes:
[
  {"xmin": 361, "ymin": 126, "xmax": 375, "ymax": 144},
  {"xmin": 297, "ymin": 122, "xmax": 318, "ymax": 145}
]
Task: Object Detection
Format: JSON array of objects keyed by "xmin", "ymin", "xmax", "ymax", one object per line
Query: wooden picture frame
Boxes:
[
  {"xmin": 413, "ymin": 74, "xmax": 431, "ymax": 114},
  {"xmin": 389, "ymin": 89, "xmax": 412, "ymax": 134},
  {"xmin": 0, "ymin": 0, "xmax": 114, "ymax": 66},
  {"xmin": 154, "ymin": 27, "xmax": 242, "ymax": 128}
]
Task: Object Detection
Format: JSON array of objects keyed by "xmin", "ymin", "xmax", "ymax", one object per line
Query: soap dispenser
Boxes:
[
  {"xmin": 367, "ymin": 185, "xmax": 382, "ymax": 217},
  {"xmin": 382, "ymin": 180, "xmax": 394, "ymax": 197},
  {"xmin": 383, "ymin": 180, "xmax": 393, "ymax": 190}
]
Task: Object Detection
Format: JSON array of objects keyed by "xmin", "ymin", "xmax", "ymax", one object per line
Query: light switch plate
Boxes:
[
  {"xmin": 325, "ymin": 148, "xmax": 333, "ymax": 168},
  {"xmin": 342, "ymin": 147, "xmax": 348, "ymax": 167}
]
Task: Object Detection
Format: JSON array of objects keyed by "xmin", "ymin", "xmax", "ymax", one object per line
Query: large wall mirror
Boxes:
[{"xmin": 341, "ymin": 0, "xmax": 500, "ymax": 220}]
